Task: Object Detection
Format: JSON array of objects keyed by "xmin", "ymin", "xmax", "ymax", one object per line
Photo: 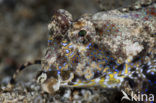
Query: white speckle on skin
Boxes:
[
  {"xmin": 58, "ymin": 16, "xmax": 62, "ymax": 20},
  {"xmin": 94, "ymin": 78, "xmax": 101, "ymax": 83},
  {"xmin": 37, "ymin": 72, "xmax": 47, "ymax": 83},
  {"xmin": 48, "ymin": 56, "xmax": 56, "ymax": 65},
  {"xmin": 42, "ymin": 83, "xmax": 49, "ymax": 93},
  {"xmin": 48, "ymin": 21, "xmax": 56, "ymax": 30},
  {"xmin": 124, "ymin": 41, "xmax": 143, "ymax": 58}
]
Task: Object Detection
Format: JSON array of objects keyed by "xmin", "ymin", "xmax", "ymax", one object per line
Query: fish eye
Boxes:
[{"xmin": 78, "ymin": 30, "xmax": 87, "ymax": 37}]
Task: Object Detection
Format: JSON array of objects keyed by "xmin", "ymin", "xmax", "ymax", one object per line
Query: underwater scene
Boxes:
[{"xmin": 0, "ymin": 0, "xmax": 155, "ymax": 103}]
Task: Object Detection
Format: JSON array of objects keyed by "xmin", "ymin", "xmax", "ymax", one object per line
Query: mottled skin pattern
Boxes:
[
  {"xmin": 8, "ymin": 5, "xmax": 155, "ymax": 96},
  {"xmin": 34, "ymin": 9, "xmax": 149, "ymax": 94}
]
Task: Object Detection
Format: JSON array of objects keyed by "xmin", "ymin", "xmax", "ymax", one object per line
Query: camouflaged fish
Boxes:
[{"xmin": 8, "ymin": 8, "xmax": 155, "ymax": 94}]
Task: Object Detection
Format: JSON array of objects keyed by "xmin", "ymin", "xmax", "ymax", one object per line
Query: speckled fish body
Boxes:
[{"xmin": 41, "ymin": 8, "xmax": 156, "ymax": 94}]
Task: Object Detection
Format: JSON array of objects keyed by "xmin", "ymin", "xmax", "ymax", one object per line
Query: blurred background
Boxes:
[{"xmin": 0, "ymin": 0, "xmax": 138, "ymax": 84}]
